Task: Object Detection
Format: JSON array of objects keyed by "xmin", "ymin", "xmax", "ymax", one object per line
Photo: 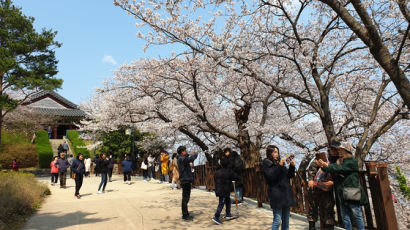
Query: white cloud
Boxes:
[{"xmin": 102, "ymin": 55, "xmax": 117, "ymax": 65}]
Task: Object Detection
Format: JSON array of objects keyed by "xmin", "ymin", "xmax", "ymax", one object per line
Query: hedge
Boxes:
[
  {"xmin": 35, "ymin": 130, "xmax": 53, "ymax": 168},
  {"xmin": 67, "ymin": 130, "xmax": 90, "ymax": 158}
]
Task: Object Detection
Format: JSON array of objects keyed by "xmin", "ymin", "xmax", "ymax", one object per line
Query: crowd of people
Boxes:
[{"xmin": 47, "ymin": 140, "xmax": 367, "ymax": 230}]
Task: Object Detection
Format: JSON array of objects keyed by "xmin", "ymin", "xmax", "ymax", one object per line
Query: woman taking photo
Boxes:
[{"xmin": 261, "ymin": 145, "xmax": 295, "ymax": 230}]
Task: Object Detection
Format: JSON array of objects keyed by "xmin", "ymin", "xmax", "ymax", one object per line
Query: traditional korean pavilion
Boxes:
[{"xmin": 22, "ymin": 90, "xmax": 86, "ymax": 139}]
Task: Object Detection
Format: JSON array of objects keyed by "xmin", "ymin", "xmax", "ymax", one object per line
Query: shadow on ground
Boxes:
[{"xmin": 23, "ymin": 211, "xmax": 115, "ymax": 230}]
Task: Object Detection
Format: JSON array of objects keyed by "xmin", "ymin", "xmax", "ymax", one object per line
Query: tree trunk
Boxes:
[{"xmin": 234, "ymin": 103, "xmax": 260, "ymax": 167}]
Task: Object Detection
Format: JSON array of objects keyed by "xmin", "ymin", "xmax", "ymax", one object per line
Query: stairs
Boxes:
[{"xmin": 49, "ymin": 139, "xmax": 73, "ymax": 157}]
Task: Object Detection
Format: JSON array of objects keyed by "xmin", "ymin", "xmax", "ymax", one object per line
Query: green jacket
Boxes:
[{"xmin": 323, "ymin": 158, "xmax": 368, "ymax": 205}]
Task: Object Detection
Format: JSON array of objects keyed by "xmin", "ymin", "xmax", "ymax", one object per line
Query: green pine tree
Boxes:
[{"xmin": 0, "ymin": 0, "xmax": 62, "ymax": 145}]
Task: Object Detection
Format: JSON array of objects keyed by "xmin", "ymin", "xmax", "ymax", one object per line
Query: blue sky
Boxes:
[{"xmin": 13, "ymin": 0, "xmax": 167, "ymax": 105}]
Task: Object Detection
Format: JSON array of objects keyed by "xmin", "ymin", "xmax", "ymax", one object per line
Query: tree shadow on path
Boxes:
[{"xmin": 23, "ymin": 211, "xmax": 115, "ymax": 230}]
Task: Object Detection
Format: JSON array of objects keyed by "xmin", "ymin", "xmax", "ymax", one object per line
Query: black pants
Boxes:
[
  {"xmin": 215, "ymin": 196, "xmax": 231, "ymax": 218},
  {"xmin": 59, "ymin": 171, "xmax": 67, "ymax": 186},
  {"xmin": 75, "ymin": 174, "xmax": 83, "ymax": 195},
  {"xmin": 181, "ymin": 183, "xmax": 191, "ymax": 218},
  {"xmin": 51, "ymin": 173, "xmax": 58, "ymax": 183},
  {"xmin": 123, "ymin": 172, "xmax": 131, "ymax": 181},
  {"xmin": 108, "ymin": 168, "xmax": 113, "ymax": 180}
]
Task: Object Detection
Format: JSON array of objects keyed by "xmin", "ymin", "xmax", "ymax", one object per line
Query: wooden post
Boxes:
[
  {"xmin": 366, "ymin": 161, "xmax": 383, "ymax": 229},
  {"xmin": 376, "ymin": 164, "xmax": 399, "ymax": 230},
  {"xmin": 53, "ymin": 124, "xmax": 58, "ymax": 139},
  {"xmin": 359, "ymin": 171, "xmax": 375, "ymax": 230}
]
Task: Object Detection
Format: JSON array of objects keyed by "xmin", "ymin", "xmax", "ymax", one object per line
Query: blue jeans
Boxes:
[
  {"xmin": 98, "ymin": 173, "xmax": 107, "ymax": 191},
  {"xmin": 214, "ymin": 196, "xmax": 231, "ymax": 219},
  {"xmin": 272, "ymin": 207, "xmax": 290, "ymax": 230},
  {"xmin": 340, "ymin": 203, "xmax": 365, "ymax": 230},
  {"xmin": 149, "ymin": 166, "xmax": 154, "ymax": 179}
]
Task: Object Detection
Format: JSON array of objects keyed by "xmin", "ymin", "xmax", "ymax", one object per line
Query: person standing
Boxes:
[
  {"xmin": 177, "ymin": 146, "xmax": 198, "ymax": 221},
  {"xmin": 68, "ymin": 154, "xmax": 75, "ymax": 178},
  {"xmin": 261, "ymin": 145, "xmax": 295, "ymax": 230},
  {"xmin": 224, "ymin": 149, "xmax": 245, "ymax": 203},
  {"xmin": 50, "ymin": 156, "xmax": 59, "ymax": 185},
  {"xmin": 85, "ymin": 156, "xmax": 91, "ymax": 177},
  {"xmin": 307, "ymin": 152, "xmax": 335, "ymax": 230},
  {"xmin": 160, "ymin": 151, "xmax": 170, "ymax": 183},
  {"xmin": 47, "ymin": 126, "xmax": 53, "ymax": 139},
  {"xmin": 97, "ymin": 153, "xmax": 109, "ymax": 194},
  {"xmin": 55, "ymin": 153, "xmax": 70, "ymax": 188},
  {"xmin": 318, "ymin": 142, "xmax": 368, "ymax": 230},
  {"xmin": 170, "ymin": 153, "xmax": 180, "ymax": 189},
  {"xmin": 147, "ymin": 154, "xmax": 155, "ymax": 180},
  {"xmin": 141, "ymin": 156, "xmax": 149, "ymax": 181},
  {"xmin": 12, "ymin": 159, "xmax": 19, "ymax": 171},
  {"xmin": 93, "ymin": 155, "xmax": 100, "ymax": 177},
  {"xmin": 71, "ymin": 153, "xmax": 85, "ymax": 199},
  {"xmin": 108, "ymin": 154, "xmax": 115, "ymax": 182},
  {"xmin": 57, "ymin": 144, "xmax": 64, "ymax": 158},
  {"xmin": 122, "ymin": 155, "xmax": 132, "ymax": 184},
  {"xmin": 211, "ymin": 158, "xmax": 239, "ymax": 225}
]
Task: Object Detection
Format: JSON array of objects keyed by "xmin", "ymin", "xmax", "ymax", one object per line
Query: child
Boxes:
[{"xmin": 212, "ymin": 158, "xmax": 239, "ymax": 225}]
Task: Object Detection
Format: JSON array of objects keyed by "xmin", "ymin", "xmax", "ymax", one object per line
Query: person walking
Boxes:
[
  {"xmin": 50, "ymin": 156, "xmax": 59, "ymax": 186},
  {"xmin": 57, "ymin": 144, "xmax": 64, "ymax": 158},
  {"xmin": 108, "ymin": 154, "xmax": 115, "ymax": 182},
  {"xmin": 224, "ymin": 148, "xmax": 245, "ymax": 203},
  {"xmin": 71, "ymin": 153, "xmax": 85, "ymax": 199},
  {"xmin": 85, "ymin": 156, "xmax": 91, "ymax": 177},
  {"xmin": 93, "ymin": 155, "xmax": 100, "ymax": 177},
  {"xmin": 62, "ymin": 141, "xmax": 69, "ymax": 154},
  {"xmin": 261, "ymin": 145, "xmax": 295, "ymax": 230},
  {"xmin": 122, "ymin": 155, "xmax": 132, "ymax": 184},
  {"xmin": 177, "ymin": 146, "xmax": 198, "ymax": 221},
  {"xmin": 170, "ymin": 153, "xmax": 180, "ymax": 189},
  {"xmin": 97, "ymin": 153, "xmax": 109, "ymax": 194},
  {"xmin": 55, "ymin": 153, "xmax": 70, "ymax": 188},
  {"xmin": 211, "ymin": 158, "xmax": 239, "ymax": 225},
  {"xmin": 318, "ymin": 141, "xmax": 368, "ymax": 230},
  {"xmin": 307, "ymin": 152, "xmax": 335, "ymax": 230},
  {"xmin": 160, "ymin": 151, "xmax": 170, "ymax": 183}
]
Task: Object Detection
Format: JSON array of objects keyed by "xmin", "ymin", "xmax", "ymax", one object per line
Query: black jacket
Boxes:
[
  {"xmin": 177, "ymin": 153, "xmax": 198, "ymax": 184},
  {"xmin": 97, "ymin": 158, "xmax": 109, "ymax": 174},
  {"xmin": 71, "ymin": 159, "xmax": 85, "ymax": 175},
  {"xmin": 214, "ymin": 168, "xmax": 239, "ymax": 197},
  {"xmin": 227, "ymin": 153, "xmax": 245, "ymax": 184},
  {"xmin": 261, "ymin": 158, "xmax": 295, "ymax": 209}
]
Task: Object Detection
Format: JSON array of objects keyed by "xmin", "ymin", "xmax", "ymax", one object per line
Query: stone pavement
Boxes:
[{"xmin": 23, "ymin": 174, "xmax": 321, "ymax": 230}]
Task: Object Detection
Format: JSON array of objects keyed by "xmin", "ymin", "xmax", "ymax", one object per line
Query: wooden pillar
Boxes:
[
  {"xmin": 376, "ymin": 163, "xmax": 399, "ymax": 230},
  {"xmin": 53, "ymin": 124, "xmax": 58, "ymax": 139}
]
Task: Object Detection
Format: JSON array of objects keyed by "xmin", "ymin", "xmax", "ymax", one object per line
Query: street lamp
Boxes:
[{"xmin": 125, "ymin": 127, "xmax": 135, "ymax": 159}]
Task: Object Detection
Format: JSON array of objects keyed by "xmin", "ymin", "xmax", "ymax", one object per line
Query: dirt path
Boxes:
[{"xmin": 23, "ymin": 174, "xmax": 315, "ymax": 230}]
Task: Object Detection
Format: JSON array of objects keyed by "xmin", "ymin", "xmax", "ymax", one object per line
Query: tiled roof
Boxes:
[
  {"xmin": 24, "ymin": 91, "xmax": 86, "ymax": 118},
  {"xmin": 31, "ymin": 107, "xmax": 86, "ymax": 117},
  {"xmin": 27, "ymin": 90, "xmax": 78, "ymax": 109}
]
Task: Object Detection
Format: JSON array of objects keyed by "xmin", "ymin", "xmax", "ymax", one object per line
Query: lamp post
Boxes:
[{"xmin": 125, "ymin": 127, "xmax": 135, "ymax": 159}]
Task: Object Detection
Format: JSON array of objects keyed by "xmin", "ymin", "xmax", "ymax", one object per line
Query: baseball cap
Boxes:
[{"xmin": 330, "ymin": 141, "xmax": 341, "ymax": 148}]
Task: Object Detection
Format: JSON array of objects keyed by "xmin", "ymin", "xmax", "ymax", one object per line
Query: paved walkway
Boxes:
[{"xmin": 24, "ymin": 174, "xmax": 314, "ymax": 230}]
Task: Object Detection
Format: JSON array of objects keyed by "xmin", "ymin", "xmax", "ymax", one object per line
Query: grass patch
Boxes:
[
  {"xmin": 0, "ymin": 130, "xmax": 37, "ymax": 169},
  {"xmin": 0, "ymin": 172, "xmax": 50, "ymax": 230}
]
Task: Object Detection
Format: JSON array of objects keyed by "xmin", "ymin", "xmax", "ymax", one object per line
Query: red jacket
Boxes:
[{"xmin": 50, "ymin": 161, "xmax": 59, "ymax": 173}]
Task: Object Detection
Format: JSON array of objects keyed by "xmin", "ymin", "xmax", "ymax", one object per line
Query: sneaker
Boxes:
[
  {"xmin": 98, "ymin": 191, "xmax": 103, "ymax": 194},
  {"xmin": 212, "ymin": 217, "xmax": 223, "ymax": 225},
  {"xmin": 182, "ymin": 216, "xmax": 193, "ymax": 221},
  {"xmin": 225, "ymin": 215, "xmax": 235, "ymax": 220},
  {"xmin": 76, "ymin": 194, "xmax": 81, "ymax": 199}
]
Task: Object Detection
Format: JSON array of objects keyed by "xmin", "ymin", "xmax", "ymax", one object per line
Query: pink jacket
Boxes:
[{"xmin": 50, "ymin": 161, "xmax": 59, "ymax": 173}]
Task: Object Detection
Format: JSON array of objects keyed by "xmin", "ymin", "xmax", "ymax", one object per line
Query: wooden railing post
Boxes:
[{"xmin": 376, "ymin": 163, "xmax": 399, "ymax": 230}]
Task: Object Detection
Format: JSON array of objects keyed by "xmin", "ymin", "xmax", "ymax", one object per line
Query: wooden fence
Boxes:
[{"xmin": 125, "ymin": 160, "xmax": 399, "ymax": 229}]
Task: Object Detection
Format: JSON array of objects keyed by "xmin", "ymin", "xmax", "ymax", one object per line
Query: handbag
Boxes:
[
  {"xmin": 343, "ymin": 187, "xmax": 361, "ymax": 201},
  {"xmin": 71, "ymin": 163, "xmax": 81, "ymax": 179},
  {"xmin": 155, "ymin": 164, "xmax": 159, "ymax": 172},
  {"xmin": 141, "ymin": 162, "xmax": 147, "ymax": 170}
]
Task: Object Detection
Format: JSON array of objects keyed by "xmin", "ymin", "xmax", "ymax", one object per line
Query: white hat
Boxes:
[{"xmin": 339, "ymin": 142, "xmax": 354, "ymax": 156}]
